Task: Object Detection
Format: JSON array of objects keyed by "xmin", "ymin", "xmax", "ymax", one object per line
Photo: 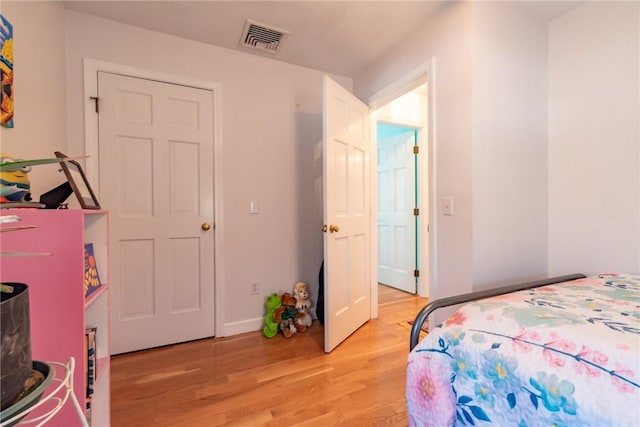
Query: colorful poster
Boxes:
[
  {"xmin": 84, "ymin": 243, "xmax": 103, "ymax": 298},
  {"xmin": 0, "ymin": 14, "xmax": 13, "ymax": 128}
]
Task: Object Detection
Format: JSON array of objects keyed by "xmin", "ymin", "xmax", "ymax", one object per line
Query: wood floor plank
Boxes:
[{"xmin": 111, "ymin": 286, "xmax": 428, "ymax": 426}]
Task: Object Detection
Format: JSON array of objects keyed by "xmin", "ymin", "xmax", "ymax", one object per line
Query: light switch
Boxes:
[
  {"xmin": 443, "ymin": 197, "xmax": 453, "ymax": 216},
  {"xmin": 250, "ymin": 200, "xmax": 259, "ymax": 214}
]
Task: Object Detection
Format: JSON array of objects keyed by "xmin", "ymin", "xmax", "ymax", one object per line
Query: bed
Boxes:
[{"xmin": 407, "ymin": 273, "xmax": 640, "ymax": 426}]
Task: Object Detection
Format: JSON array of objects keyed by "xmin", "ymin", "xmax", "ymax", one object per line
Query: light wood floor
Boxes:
[{"xmin": 111, "ymin": 285, "xmax": 427, "ymax": 427}]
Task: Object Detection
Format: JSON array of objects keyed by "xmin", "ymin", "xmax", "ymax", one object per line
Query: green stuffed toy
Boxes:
[{"xmin": 263, "ymin": 293, "xmax": 282, "ymax": 338}]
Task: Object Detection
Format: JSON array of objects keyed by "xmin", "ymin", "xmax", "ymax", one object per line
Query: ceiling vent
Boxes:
[{"xmin": 240, "ymin": 19, "xmax": 289, "ymax": 54}]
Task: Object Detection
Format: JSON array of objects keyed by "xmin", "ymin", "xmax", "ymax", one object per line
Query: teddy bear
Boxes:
[
  {"xmin": 293, "ymin": 281, "xmax": 313, "ymax": 333},
  {"xmin": 262, "ymin": 293, "xmax": 282, "ymax": 338},
  {"xmin": 274, "ymin": 292, "xmax": 298, "ymax": 338}
]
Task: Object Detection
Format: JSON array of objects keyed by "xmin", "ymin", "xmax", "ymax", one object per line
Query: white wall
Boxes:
[
  {"xmin": 356, "ymin": 2, "xmax": 475, "ymax": 301},
  {"xmin": 357, "ymin": 1, "xmax": 553, "ymax": 298},
  {"xmin": 548, "ymin": 1, "xmax": 640, "ymax": 275},
  {"xmin": 360, "ymin": 0, "xmax": 640, "ymax": 302},
  {"xmin": 471, "ymin": 2, "xmax": 550, "ymax": 290},
  {"xmin": 0, "ymin": 1, "xmax": 67, "ymax": 198},
  {"xmin": 63, "ymin": 11, "xmax": 352, "ymax": 335},
  {"xmin": 358, "ymin": 1, "xmax": 639, "ymax": 302}
]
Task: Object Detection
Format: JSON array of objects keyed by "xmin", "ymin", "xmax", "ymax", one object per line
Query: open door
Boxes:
[
  {"xmin": 377, "ymin": 126, "xmax": 418, "ymax": 294},
  {"xmin": 323, "ymin": 76, "xmax": 371, "ymax": 353}
]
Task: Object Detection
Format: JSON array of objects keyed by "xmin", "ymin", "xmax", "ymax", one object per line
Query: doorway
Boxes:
[
  {"xmin": 377, "ymin": 123, "xmax": 418, "ymax": 294},
  {"xmin": 83, "ymin": 59, "xmax": 224, "ymax": 354},
  {"xmin": 372, "ymin": 81, "xmax": 430, "ymax": 307},
  {"xmin": 98, "ymin": 72, "xmax": 215, "ymax": 354}
]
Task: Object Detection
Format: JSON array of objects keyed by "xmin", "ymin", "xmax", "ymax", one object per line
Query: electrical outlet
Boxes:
[{"xmin": 250, "ymin": 282, "xmax": 259, "ymax": 295}]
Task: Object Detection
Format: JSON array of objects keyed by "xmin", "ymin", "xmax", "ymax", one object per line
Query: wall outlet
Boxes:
[{"xmin": 250, "ymin": 281, "xmax": 259, "ymax": 295}]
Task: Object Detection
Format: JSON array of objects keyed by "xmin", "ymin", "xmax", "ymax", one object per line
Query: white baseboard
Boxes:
[{"xmin": 222, "ymin": 317, "xmax": 263, "ymax": 337}]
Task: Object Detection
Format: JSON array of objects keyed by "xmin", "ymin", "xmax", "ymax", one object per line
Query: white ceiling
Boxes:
[{"xmin": 63, "ymin": 1, "xmax": 583, "ymax": 78}]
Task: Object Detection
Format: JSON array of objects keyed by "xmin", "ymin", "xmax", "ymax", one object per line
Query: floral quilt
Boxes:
[{"xmin": 406, "ymin": 274, "xmax": 640, "ymax": 427}]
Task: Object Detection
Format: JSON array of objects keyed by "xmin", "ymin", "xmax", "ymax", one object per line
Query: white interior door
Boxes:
[
  {"xmin": 323, "ymin": 76, "xmax": 371, "ymax": 353},
  {"xmin": 377, "ymin": 128, "xmax": 416, "ymax": 293},
  {"xmin": 98, "ymin": 72, "xmax": 215, "ymax": 354}
]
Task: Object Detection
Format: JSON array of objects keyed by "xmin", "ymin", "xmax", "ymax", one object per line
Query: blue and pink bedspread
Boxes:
[{"xmin": 406, "ymin": 274, "xmax": 640, "ymax": 426}]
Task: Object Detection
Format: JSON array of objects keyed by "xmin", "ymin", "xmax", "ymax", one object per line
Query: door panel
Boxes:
[
  {"xmin": 323, "ymin": 76, "xmax": 371, "ymax": 353},
  {"xmin": 169, "ymin": 237, "xmax": 200, "ymax": 312},
  {"xmin": 170, "ymin": 142, "xmax": 200, "ymax": 213},
  {"xmin": 117, "ymin": 136, "xmax": 153, "ymax": 214},
  {"xmin": 98, "ymin": 72, "xmax": 215, "ymax": 354},
  {"xmin": 120, "ymin": 239, "xmax": 154, "ymax": 319}
]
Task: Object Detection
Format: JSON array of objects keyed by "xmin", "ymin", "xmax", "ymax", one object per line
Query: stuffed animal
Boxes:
[
  {"xmin": 295, "ymin": 307, "xmax": 312, "ymax": 333},
  {"xmin": 262, "ymin": 293, "xmax": 282, "ymax": 338},
  {"xmin": 294, "ymin": 281, "xmax": 311, "ymax": 312},
  {"xmin": 0, "ymin": 153, "xmax": 32, "ymax": 203},
  {"xmin": 274, "ymin": 292, "xmax": 298, "ymax": 338},
  {"xmin": 280, "ymin": 318, "xmax": 297, "ymax": 338},
  {"xmin": 294, "ymin": 281, "xmax": 313, "ymax": 332}
]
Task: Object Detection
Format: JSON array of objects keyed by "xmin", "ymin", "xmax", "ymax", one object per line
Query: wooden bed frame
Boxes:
[{"xmin": 409, "ymin": 273, "xmax": 587, "ymax": 350}]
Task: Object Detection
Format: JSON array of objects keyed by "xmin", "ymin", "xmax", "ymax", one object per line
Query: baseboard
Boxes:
[{"xmin": 223, "ymin": 317, "xmax": 263, "ymax": 337}]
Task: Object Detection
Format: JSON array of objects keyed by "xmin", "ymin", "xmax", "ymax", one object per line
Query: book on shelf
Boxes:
[
  {"xmin": 85, "ymin": 327, "xmax": 97, "ymax": 408},
  {"xmin": 84, "ymin": 243, "xmax": 102, "ymax": 298}
]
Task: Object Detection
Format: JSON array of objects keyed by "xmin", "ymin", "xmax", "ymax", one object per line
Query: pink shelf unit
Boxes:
[{"xmin": 0, "ymin": 208, "xmax": 110, "ymax": 427}]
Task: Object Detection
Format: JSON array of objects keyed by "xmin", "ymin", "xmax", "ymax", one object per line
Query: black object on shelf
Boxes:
[{"xmin": 38, "ymin": 182, "xmax": 73, "ymax": 209}]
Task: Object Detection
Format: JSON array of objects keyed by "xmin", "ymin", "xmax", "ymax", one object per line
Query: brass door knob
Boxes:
[
  {"xmin": 329, "ymin": 224, "xmax": 339, "ymax": 233},
  {"xmin": 201, "ymin": 223, "xmax": 211, "ymax": 231},
  {"xmin": 322, "ymin": 224, "xmax": 328, "ymax": 232}
]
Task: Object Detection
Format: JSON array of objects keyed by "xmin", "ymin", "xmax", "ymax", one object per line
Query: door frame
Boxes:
[
  {"xmin": 367, "ymin": 58, "xmax": 436, "ymax": 317},
  {"xmin": 82, "ymin": 58, "xmax": 226, "ymax": 337}
]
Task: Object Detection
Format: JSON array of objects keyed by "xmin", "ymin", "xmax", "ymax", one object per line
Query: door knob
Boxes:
[
  {"xmin": 329, "ymin": 224, "xmax": 339, "ymax": 233},
  {"xmin": 201, "ymin": 222, "xmax": 211, "ymax": 231},
  {"xmin": 322, "ymin": 224, "xmax": 328, "ymax": 232}
]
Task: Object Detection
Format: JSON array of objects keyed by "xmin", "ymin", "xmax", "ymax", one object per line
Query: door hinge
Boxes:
[
  {"xmin": 413, "ymin": 208, "xmax": 419, "ymax": 216},
  {"xmin": 413, "ymin": 146, "xmax": 419, "ymax": 154},
  {"xmin": 414, "ymin": 269, "xmax": 420, "ymax": 278},
  {"xmin": 90, "ymin": 96, "xmax": 99, "ymax": 113}
]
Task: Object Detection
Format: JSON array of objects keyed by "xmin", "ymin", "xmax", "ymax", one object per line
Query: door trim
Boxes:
[
  {"xmin": 82, "ymin": 58, "xmax": 226, "ymax": 337},
  {"xmin": 367, "ymin": 58, "xmax": 437, "ymax": 317}
]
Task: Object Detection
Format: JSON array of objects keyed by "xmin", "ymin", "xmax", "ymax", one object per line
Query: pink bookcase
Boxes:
[{"xmin": 0, "ymin": 209, "xmax": 110, "ymax": 426}]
